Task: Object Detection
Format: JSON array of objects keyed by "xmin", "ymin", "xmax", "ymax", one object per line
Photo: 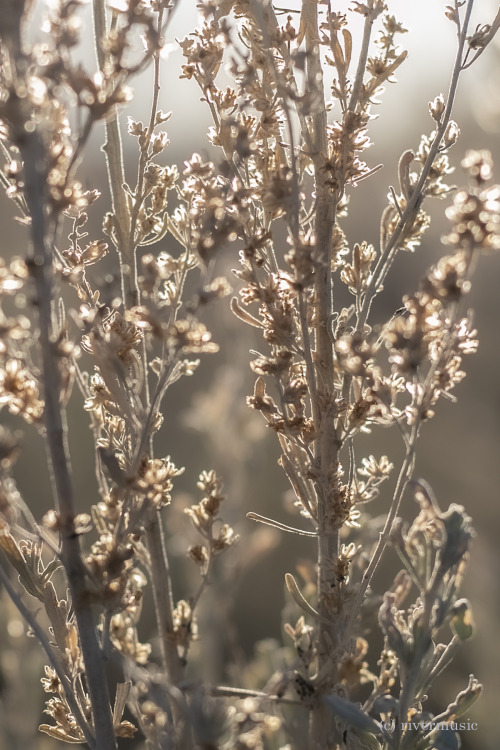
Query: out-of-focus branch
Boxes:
[
  {"xmin": 0, "ymin": 564, "xmax": 95, "ymax": 748},
  {"xmin": 21, "ymin": 125, "xmax": 118, "ymax": 750}
]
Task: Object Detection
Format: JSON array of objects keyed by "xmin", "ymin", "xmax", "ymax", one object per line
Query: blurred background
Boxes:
[{"xmin": 0, "ymin": 0, "xmax": 499, "ymax": 748}]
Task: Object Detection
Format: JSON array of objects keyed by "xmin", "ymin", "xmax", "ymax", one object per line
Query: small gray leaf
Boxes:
[{"xmin": 323, "ymin": 693, "xmax": 381, "ymax": 735}]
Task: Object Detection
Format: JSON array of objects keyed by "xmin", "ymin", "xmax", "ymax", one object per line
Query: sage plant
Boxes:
[{"xmin": 0, "ymin": 1, "xmax": 498, "ymax": 749}]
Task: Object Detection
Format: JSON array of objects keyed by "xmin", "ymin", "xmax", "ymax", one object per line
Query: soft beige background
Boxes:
[{"xmin": 0, "ymin": 1, "xmax": 499, "ymax": 748}]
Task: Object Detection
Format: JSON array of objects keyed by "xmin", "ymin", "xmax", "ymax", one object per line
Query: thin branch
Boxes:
[
  {"xmin": 0, "ymin": 564, "xmax": 96, "ymax": 748},
  {"xmin": 357, "ymin": 0, "xmax": 476, "ymax": 331},
  {"xmin": 207, "ymin": 685, "xmax": 303, "ymax": 706},
  {"xmin": 127, "ymin": 6, "xmax": 165, "ymax": 274},
  {"xmin": 22, "ymin": 124, "xmax": 117, "ymax": 750},
  {"xmin": 144, "ymin": 515, "xmax": 183, "ymax": 683},
  {"xmin": 389, "ymin": 185, "xmax": 404, "ymax": 221},
  {"xmin": 92, "ymin": 0, "xmax": 134, "ymax": 307},
  {"xmin": 348, "ymin": 0, "xmax": 378, "ymax": 113},
  {"xmin": 344, "ymin": 424, "xmax": 419, "ymax": 640},
  {"xmin": 247, "ymin": 512, "xmax": 318, "ymax": 537}
]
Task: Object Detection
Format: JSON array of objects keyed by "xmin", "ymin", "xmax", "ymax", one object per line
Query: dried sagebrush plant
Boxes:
[{"xmin": 0, "ymin": 1, "xmax": 499, "ymax": 750}]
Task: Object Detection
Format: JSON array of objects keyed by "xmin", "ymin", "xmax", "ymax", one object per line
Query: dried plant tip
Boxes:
[
  {"xmin": 188, "ymin": 544, "xmax": 209, "ymax": 566},
  {"xmin": 285, "ymin": 572, "xmax": 323, "ymax": 622},
  {"xmin": 113, "ymin": 681, "xmax": 137, "ymax": 737},
  {"xmin": 437, "ymin": 505, "xmax": 473, "ymax": 574},
  {"xmin": 447, "ymin": 675, "xmax": 482, "ymax": 718},
  {"xmin": 230, "ymin": 296, "xmax": 264, "ymax": 328},
  {"xmin": 442, "ymin": 120, "xmax": 460, "ymax": 150},
  {"xmin": 449, "ymin": 598, "xmax": 475, "ymax": 641},
  {"xmin": 429, "ymin": 94, "xmax": 445, "ymax": 123},
  {"xmin": 398, "ymin": 151, "xmax": 414, "ymax": 200}
]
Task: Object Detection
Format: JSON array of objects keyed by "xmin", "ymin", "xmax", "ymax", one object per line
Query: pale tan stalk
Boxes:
[
  {"xmin": 144, "ymin": 518, "xmax": 183, "ymax": 684},
  {"xmin": 301, "ymin": 1, "xmax": 341, "ymax": 746},
  {"xmin": 127, "ymin": 7, "xmax": 164, "ymax": 284},
  {"xmin": 347, "ymin": 0, "xmax": 378, "ymax": 113},
  {"xmin": 92, "ymin": 0, "xmax": 135, "ymax": 308}
]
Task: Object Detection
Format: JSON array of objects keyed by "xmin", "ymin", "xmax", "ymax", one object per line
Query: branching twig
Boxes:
[
  {"xmin": 0, "ymin": 563, "xmax": 95, "ymax": 748},
  {"xmin": 357, "ymin": 0, "xmax": 476, "ymax": 331}
]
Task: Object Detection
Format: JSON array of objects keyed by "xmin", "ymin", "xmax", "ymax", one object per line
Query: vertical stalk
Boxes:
[
  {"xmin": 311, "ymin": 196, "xmax": 339, "ymax": 750},
  {"xmin": 144, "ymin": 510, "xmax": 191, "ymax": 750},
  {"xmin": 144, "ymin": 517, "xmax": 184, "ymax": 684},
  {"xmin": 92, "ymin": 0, "xmax": 136, "ymax": 308},
  {"xmin": 92, "ymin": 0, "xmax": 184, "ymax": 706},
  {"xmin": 303, "ymin": 1, "xmax": 340, "ymax": 746},
  {"xmin": 347, "ymin": 0, "xmax": 377, "ymax": 113},
  {"xmin": 22, "ymin": 128, "xmax": 117, "ymax": 750},
  {"xmin": 0, "ymin": 7, "xmax": 117, "ymax": 747}
]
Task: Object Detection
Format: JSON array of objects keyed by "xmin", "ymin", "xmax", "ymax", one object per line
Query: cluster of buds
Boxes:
[{"xmin": 185, "ymin": 470, "xmax": 239, "ymax": 570}]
